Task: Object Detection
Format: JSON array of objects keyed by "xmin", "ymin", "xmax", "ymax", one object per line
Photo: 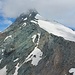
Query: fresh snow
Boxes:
[
  {"xmin": 4, "ymin": 35, "xmax": 12, "ymax": 41},
  {"xmin": 38, "ymin": 20, "xmax": 75, "ymax": 42},
  {"xmin": 0, "ymin": 66, "xmax": 7, "ymax": 75},
  {"xmin": 31, "ymin": 20, "xmax": 37, "ymax": 24},
  {"xmin": 25, "ymin": 46, "xmax": 43, "ymax": 66},
  {"xmin": 13, "ymin": 63, "xmax": 19, "ymax": 75},
  {"xmin": 14, "ymin": 58, "xmax": 19, "ymax": 62},
  {"xmin": 69, "ymin": 68, "xmax": 75, "ymax": 75}
]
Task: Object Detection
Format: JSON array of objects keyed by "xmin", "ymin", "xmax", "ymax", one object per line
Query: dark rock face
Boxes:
[{"xmin": 0, "ymin": 10, "xmax": 75, "ymax": 75}]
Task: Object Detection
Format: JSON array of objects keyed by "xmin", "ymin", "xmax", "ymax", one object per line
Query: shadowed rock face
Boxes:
[{"xmin": 0, "ymin": 10, "xmax": 75, "ymax": 75}]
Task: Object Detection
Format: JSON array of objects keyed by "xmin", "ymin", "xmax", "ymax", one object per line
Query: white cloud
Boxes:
[
  {"xmin": 3, "ymin": 19, "xmax": 12, "ymax": 25},
  {"xmin": 2, "ymin": 0, "xmax": 35, "ymax": 17},
  {"xmin": 0, "ymin": 19, "xmax": 12, "ymax": 26},
  {"xmin": 0, "ymin": 0, "xmax": 75, "ymax": 28},
  {"xmin": 0, "ymin": 1, "xmax": 3, "ymax": 14},
  {"xmin": 0, "ymin": 18, "xmax": 12, "ymax": 31},
  {"xmin": 2, "ymin": 0, "xmax": 75, "ymax": 17}
]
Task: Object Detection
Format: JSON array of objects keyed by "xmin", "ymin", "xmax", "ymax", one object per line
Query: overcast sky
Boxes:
[{"xmin": 0, "ymin": 0, "xmax": 75, "ymax": 31}]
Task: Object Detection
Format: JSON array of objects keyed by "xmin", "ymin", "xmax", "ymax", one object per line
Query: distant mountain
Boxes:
[{"xmin": 0, "ymin": 9, "xmax": 75, "ymax": 75}]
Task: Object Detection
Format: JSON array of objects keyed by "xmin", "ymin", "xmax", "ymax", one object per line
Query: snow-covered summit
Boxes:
[
  {"xmin": 30, "ymin": 13, "xmax": 75, "ymax": 42},
  {"xmin": 36, "ymin": 19, "xmax": 75, "ymax": 42},
  {"xmin": 16, "ymin": 10, "xmax": 75, "ymax": 42}
]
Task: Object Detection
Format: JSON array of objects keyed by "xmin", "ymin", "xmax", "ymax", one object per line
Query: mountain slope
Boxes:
[{"xmin": 0, "ymin": 10, "xmax": 75, "ymax": 75}]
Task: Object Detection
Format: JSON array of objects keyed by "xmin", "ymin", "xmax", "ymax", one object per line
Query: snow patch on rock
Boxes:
[
  {"xmin": 25, "ymin": 46, "xmax": 43, "ymax": 66},
  {"xmin": 24, "ymin": 18, "xmax": 27, "ymax": 21},
  {"xmin": 2, "ymin": 49, "xmax": 5, "ymax": 52},
  {"xmin": 32, "ymin": 34, "xmax": 37, "ymax": 43},
  {"xmin": 22, "ymin": 23, "xmax": 26, "ymax": 27},
  {"xmin": 14, "ymin": 58, "xmax": 19, "ymax": 62},
  {"xmin": 35, "ymin": 14, "xmax": 45, "ymax": 20},
  {"xmin": 13, "ymin": 63, "xmax": 19, "ymax": 75},
  {"xmin": 31, "ymin": 20, "xmax": 37, "ymax": 24},
  {"xmin": 31, "ymin": 33, "xmax": 40, "ymax": 45},
  {"xmin": 4, "ymin": 35, "xmax": 12, "ymax": 41},
  {"xmin": 0, "ymin": 66, "xmax": 7, "ymax": 75},
  {"xmin": 2, "ymin": 49, "xmax": 5, "ymax": 55},
  {"xmin": 36, "ymin": 33, "xmax": 40, "ymax": 45},
  {"xmin": 69, "ymin": 68, "xmax": 75, "ymax": 75}
]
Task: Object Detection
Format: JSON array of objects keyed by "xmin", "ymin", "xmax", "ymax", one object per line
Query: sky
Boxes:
[{"xmin": 0, "ymin": 0, "xmax": 75, "ymax": 31}]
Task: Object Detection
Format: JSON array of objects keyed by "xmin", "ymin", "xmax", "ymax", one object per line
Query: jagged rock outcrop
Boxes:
[{"xmin": 0, "ymin": 10, "xmax": 75, "ymax": 75}]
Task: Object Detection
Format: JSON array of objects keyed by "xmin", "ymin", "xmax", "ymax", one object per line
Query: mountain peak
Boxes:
[
  {"xmin": 19, "ymin": 9, "xmax": 38, "ymax": 17},
  {"xmin": 27, "ymin": 9, "xmax": 38, "ymax": 15},
  {"xmin": 1, "ymin": 10, "xmax": 75, "ymax": 75},
  {"xmin": 22, "ymin": 9, "xmax": 38, "ymax": 15},
  {"xmin": 14, "ymin": 9, "xmax": 38, "ymax": 23},
  {"xmin": 4, "ymin": 9, "xmax": 75, "ymax": 42}
]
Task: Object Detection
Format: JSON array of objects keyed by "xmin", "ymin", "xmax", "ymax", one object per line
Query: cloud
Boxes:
[
  {"xmin": 1, "ymin": 0, "xmax": 75, "ymax": 17},
  {"xmin": 0, "ymin": 19, "xmax": 12, "ymax": 27},
  {"xmin": 2, "ymin": 0, "xmax": 35, "ymax": 17},
  {"xmin": 3, "ymin": 19, "xmax": 12, "ymax": 25},
  {"xmin": 0, "ymin": 1, "xmax": 3, "ymax": 14},
  {"xmin": 0, "ymin": 18, "xmax": 12, "ymax": 31},
  {"xmin": 0, "ymin": 0, "xmax": 75, "ymax": 28}
]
